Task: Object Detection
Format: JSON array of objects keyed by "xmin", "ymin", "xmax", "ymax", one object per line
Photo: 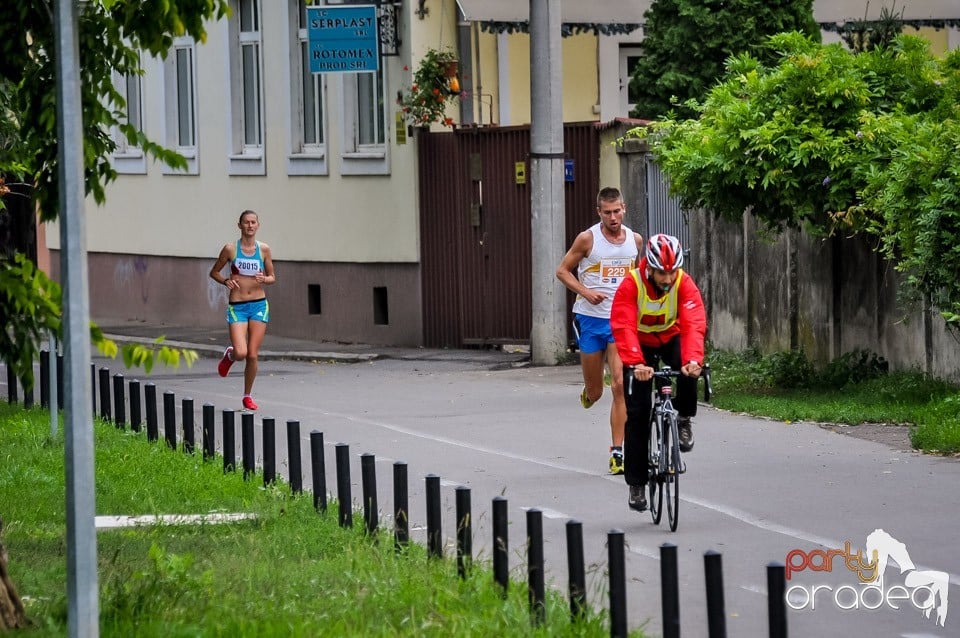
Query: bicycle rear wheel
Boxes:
[{"xmin": 665, "ymin": 415, "xmax": 680, "ymax": 532}]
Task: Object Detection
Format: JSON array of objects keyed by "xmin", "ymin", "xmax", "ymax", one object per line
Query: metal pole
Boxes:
[
  {"xmin": 767, "ymin": 562, "xmax": 787, "ymax": 638},
  {"xmin": 393, "ymin": 461, "xmax": 408, "ymax": 550},
  {"xmin": 241, "ymin": 412, "xmax": 255, "ymax": 480},
  {"xmin": 425, "ymin": 474, "xmax": 442, "ymax": 558},
  {"xmin": 566, "ymin": 519, "xmax": 586, "ymax": 621},
  {"xmin": 335, "ymin": 443, "xmax": 352, "ymax": 528},
  {"xmin": 48, "ymin": 333, "xmax": 58, "ymax": 436},
  {"xmin": 361, "ymin": 453, "xmax": 378, "ymax": 536},
  {"xmin": 704, "ymin": 550, "xmax": 727, "ymax": 638},
  {"xmin": 528, "ymin": 0, "xmax": 567, "ymax": 365},
  {"xmin": 286, "ymin": 420, "xmax": 302, "ymax": 493},
  {"xmin": 309, "ymin": 430, "xmax": 325, "ymax": 509},
  {"xmin": 493, "ymin": 496, "xmax": 509, "ymax": 595},
  {"xmin": 263, "ymin": 418, "xmax": 276, "ymax": 486},
  {"xmin": 661, "ymin": 543, "xmax": 681, "ymax": 638},
  {"xmin": 55, "ymin": 0, "xmax": 99, "ymax": 631},
  {"xmin": 608, "ymin": 529, "xmax": 627, "ymax": 637},
  {"xmin": 455, "ymin": 486, "xmax": 471, "ymax": 578},
  {"xmin": 527, "ymin": 508, "xmax": 545, "ymax": 626}
]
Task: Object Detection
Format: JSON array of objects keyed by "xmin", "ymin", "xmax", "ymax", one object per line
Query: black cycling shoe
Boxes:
[
  {"xmin": 628, "ymin": 485, "xmax": 647, "ymax": 511},
  {"xmin": 679, "ymin": 418, "xmax": 694, "ymax": 452}
]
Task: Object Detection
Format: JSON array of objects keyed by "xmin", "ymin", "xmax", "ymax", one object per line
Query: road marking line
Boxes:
[{"xmin": 95, "ymin": 512, "xmax": 256, "ymax": 529}]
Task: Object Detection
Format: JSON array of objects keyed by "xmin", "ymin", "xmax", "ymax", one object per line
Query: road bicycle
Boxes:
[{"xmin": 643, "ymin": 364, "xmax": 711, "ymax": 532}]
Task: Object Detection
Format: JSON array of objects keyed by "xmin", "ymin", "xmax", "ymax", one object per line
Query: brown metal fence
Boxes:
[{"xmin": 418, "ymin": 123, "xmax": 600, "ymax": 348}]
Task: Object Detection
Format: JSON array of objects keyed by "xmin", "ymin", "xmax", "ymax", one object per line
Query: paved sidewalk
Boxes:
[{"xmin": 99, "ymin": 320, "xmax": 532, "ymax": 367}]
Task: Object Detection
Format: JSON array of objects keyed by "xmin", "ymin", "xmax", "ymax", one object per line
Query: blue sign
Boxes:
[
  {"xmin": 564, "ymin": 159, "xmax": 575, "ymax": 182},
  {"xmin": 307, "ymin": 5, "xmax": 380, "ymax": 73}
]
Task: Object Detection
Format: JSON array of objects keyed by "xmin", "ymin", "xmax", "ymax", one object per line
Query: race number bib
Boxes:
[
  {"xmin": 600, "ymin": 258, "xmax": 632, "ymax": 285},
  {"xmin": 234, "ymin": 255, "xmax": 261, "ymax": 276}
]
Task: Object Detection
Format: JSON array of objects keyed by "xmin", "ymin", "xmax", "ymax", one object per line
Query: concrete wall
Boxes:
[
  {"xmin": 51, "ymin": 252, "xmax": 422, "ymax": 346},
  {"xmin": 694, "ymin": 215, "xmax": 960, "ymax": 381}
]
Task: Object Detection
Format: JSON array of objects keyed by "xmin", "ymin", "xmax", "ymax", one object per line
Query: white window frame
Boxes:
[
  {"xmin": 111, "ymin": 62, "xmax": 147, "ymax": 175},
  {"xmin": 341, "ymin": 67, "xmax": 389, "ymax": 175},
  {"xmin": 226, "ymin": 0, "xmax": 266, "ymax": 175},
  {"xmin": 287, "ymin": 0, "xmax": 328, "ymax": 176},
  {"xmin": 162, "ymin": 37, "xmax": 199, "ymax": 175},
  {"xmin": 619, "ymin": 45, "xmax": 643, "ymax": 116}
]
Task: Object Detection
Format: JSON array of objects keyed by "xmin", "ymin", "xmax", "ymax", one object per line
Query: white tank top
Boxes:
[{"xmin": 572, "ymin": 223, "xmax": 638, "ymax": 319}]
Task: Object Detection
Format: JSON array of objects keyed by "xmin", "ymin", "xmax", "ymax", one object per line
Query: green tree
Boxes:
[
  {"xmin": 0, "ymin": 1, "xmax": 229, "ymax": 389},
  {"xmin": 629, "ymin": 0, "xmax": 819, "ymax": 120},
  {"xmin": 635, "ymin": 32, "xmax": 960, "ymax": 324}
]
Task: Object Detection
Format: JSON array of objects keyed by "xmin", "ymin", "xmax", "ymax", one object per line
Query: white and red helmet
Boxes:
[{"xmin": 645, "ymin": 234, "xmax": 684, "ymax": 271}]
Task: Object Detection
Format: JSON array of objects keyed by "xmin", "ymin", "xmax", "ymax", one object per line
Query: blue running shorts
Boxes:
[
  {"xmin": 573, "ymin": 313, "xmax": 613, "ymax": 354},
  {"xmin": 227, "ymin": 298, "xmax": 270, "ymax": 324}
]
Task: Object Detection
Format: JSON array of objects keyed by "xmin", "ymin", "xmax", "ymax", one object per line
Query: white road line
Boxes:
[
  {"xmin": 95, "ymin": 512, "xmax": 256, "ymax": 529},
  {"xmin": 195, "ymin": 397, "xmax": 960, "ymax": 588}
]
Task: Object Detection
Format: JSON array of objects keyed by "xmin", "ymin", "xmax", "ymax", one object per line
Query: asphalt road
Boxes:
[{"xmin": 82, "ymin": 354, "xmax": 959, "ymax": 637}]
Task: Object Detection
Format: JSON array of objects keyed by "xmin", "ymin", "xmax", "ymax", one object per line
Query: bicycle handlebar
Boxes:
[{"xmin": 626, "ymin": 364, "xmax": 712, "ymax": 403}]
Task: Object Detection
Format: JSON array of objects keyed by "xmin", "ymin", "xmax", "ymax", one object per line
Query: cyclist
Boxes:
[{"xmin": 610, "ymin": 234, "xmax": 707, "ymax": 512}]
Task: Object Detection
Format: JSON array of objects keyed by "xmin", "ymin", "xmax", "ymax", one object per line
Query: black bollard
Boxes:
[
  {"xmin": 145, "ymin": 383, "xmax": 158, "ymax": 441},
  {"xmin": 527, "ymin": 508, "xmax": 545, "ymax": 626},
  {"xmin": 22, "ymin": 372, "xmax": 33, "ymax": 408},
  {"xmin": 39, "ymin": 351, "xmax": 50, "ymax": 408},
  {"xmin": 163, "ymin": 391, "xmax": 176, "ymax": 449},
  {"xmin": 263, "ymin": 418, "xmax": 276, "ymax": 487},
  {"xmin": 455, "ymin": 486, "xmax": 472, "ymax": 578},
  {"xmin": 22, "ymin": 354, "xmax": 33, "ymax": 407},
  {"xmin": 286, "ymin": 420, "xmax": 303, "ymax": 494},
  {"xmin": 241, "ymin": 412, "xmax": 255, "ymax": 480},
  {"xmin": 425, "ymin": 474, "xmax": 442, "ymax": 558},
  {"xmin": 608, "ymin": 529, "xmax": 627, "ymax": 637},
  {"xmin": 182, "ymin": 398, "xmax": 195, "ymax": 454},
  {"xmin": 223, "ymin": 409, "xmax": 236, "ymax": 472},
  {"xmin": 6, "ymin": 362, "xmax": 16, "ymax": 404},
  {"xmin": 393, "ymin": 461, "xmax": 408, "ymax": 550},
  {"xmin": 767, "ymin": 562, "xmax": 787, "ymax": 638},
  {"xmin": 361, "ymin": 453, "xmax": 377, "ymax": 536},
  {"xmin": 202, "ymin": 404, "xmax": 215, "ymax": 460},
  {"xmin": 6, "ymin": 361, "xmax": 17, "ymax": 404},
  {"xmin": 566, "ymin": 520, "xmax": 587, "ymax": 621},
  {"xmin": 308, "ymin": 430, "xmax": 324, "ymax": 509},
  {"xmin": 493, "ymin": 496, "xmax": 509, "ymax": 596},
  {"xmin": 705, "ymin": 551, "xmax": 727, "ymax": 638},
  {"xmin": 661, "ymin": 543, "xmax": 680, "ymax": 638},
  {"xmin": 112, "ymin": 373, "xmax": 125, "ymax": 429},
  {"xmin": 98, "ymin": 367, "xmax": 111, "ymax": 421},
  {"xmin": 335, "ymin": 443, "xmax": 352, "ymax": 528},
  {"xmin": 129, "ymin": 380, "xmax": 142, "ymax": 432}
]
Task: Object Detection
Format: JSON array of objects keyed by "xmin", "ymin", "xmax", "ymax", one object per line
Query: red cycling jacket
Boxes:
[{"xmin": 610, "ymin": 257, "xmax": 707, "ymax": 367}]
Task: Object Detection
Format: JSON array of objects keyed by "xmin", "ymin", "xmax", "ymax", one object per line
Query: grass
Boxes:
[
  {"xmin": 706, "ymin": 348, "xmax": 960, "ymax": 454},
  {"xmin": 0, "ymin": 403, "xmax": 635, "ymax": 637}
]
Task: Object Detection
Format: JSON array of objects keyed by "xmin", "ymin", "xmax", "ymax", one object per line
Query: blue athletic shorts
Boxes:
[
  {"xmin": 573, "ymin": 313, "xmax": 613, "ymax": 354},
  {"xmin": 227, "ymin": 298, "xmax": 270, "ymax": 324}
]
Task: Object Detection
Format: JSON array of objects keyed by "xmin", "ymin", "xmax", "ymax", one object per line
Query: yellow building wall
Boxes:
[{"xmin": 501, "ymin": 32, "xmax": 599, "ymax": 125}]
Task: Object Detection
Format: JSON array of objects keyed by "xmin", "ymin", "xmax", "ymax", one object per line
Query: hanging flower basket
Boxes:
[{"xmin": 397, "ymin": 47, "xmax": 463, "ymax": 128}]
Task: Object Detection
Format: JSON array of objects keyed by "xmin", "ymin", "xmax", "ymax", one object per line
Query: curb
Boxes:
[{"xmin": 102, "ymin": 334, "xmax": 378, "ymax": 364}]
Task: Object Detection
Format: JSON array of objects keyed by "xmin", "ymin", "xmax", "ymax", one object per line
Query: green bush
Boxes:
[{"xmin": 821, "ymin": 348, "xmax": 889, "ymax": 387}]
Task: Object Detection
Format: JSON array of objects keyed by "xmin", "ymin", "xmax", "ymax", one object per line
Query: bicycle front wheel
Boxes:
[
  {"xmin": 665, "ymin": 415, "xmax": 680, "ymax": 532},
  {"xmin": 649, "ymin": 415, "xmax": 663, "ymax": 524}
]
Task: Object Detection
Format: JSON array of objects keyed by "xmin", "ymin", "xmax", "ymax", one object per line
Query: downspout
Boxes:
[{"xmin": 456, "ymin": 4, "xmax": 475, "ymax": 124}]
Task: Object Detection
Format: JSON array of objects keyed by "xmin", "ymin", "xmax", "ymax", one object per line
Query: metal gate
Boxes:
[
  {"xmin": 645, "ymin": 154, "xmax": 692, "ymax": 271},
  {"xmin": 418, "ymin": 124, "xmax": 600, "ymax": 348}
]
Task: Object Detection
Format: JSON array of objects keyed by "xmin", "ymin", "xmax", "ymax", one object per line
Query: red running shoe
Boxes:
[
  {"xmin": 218, "ymin": 346, "xmax": 234, "ymax": 377},
  {"xmin": 242, "ymin": 396, "xmax": 258, "ymax": 411}
]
